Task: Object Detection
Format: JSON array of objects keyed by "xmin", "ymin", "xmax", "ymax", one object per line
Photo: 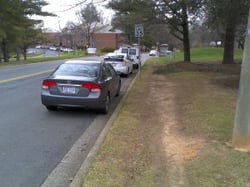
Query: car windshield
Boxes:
[
  {"xmin": 104, "ymin": 56, "xmax": 124, "ymax": 62},
  {"xmin": 54, "ymin": 63, "xmax": 99, "ymax": 77}
]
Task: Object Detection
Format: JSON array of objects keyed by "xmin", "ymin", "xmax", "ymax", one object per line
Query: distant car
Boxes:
[
  {"xmin": 60, "ymin": 47, "xmax": 74, "ymax": 52},
  {"xmin": 104, "ymin": 53, "xmax": 133, "ymax": 77},
  {"xmin": 149, "ymin": 50, "xmax": 158, "ymax": 56},
  {"xmin": 41, "ymin": 60, "xmax": 121, "ymax": 114},
  {"xmin": 49, "ymin": 46, "xmax": 57, "ymax": 51},
  {"xmin": 26, "ymin": 49, "xmax": 37, "ymax": 54}
]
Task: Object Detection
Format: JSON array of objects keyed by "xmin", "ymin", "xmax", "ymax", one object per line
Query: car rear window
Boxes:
[
  {"xmin": 104, "ymin": 56, "xmax": 124, "ymax": 62},
  {"xmin": 129, "ymin": 49, "xmax": 136, "ymax": 55},
  {"xmin": 54, "ymin": 63, "xmax": 99, "ymax": 77},
  {"xmin": 121, "ymin": 48, "xmax": 128, "ymax": 54}
]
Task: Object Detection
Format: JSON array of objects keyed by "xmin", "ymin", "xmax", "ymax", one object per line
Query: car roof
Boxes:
[
  {"xmin": 64, "ymin": 60, "xmax": 101, "ymax": 64},
  {"xmin": 106, "ymin": 52, "xmax": 126, "ymax": 57},
  {"xmin": 105, "ymin": 53, "xmax": 126, "ymax": 58}
]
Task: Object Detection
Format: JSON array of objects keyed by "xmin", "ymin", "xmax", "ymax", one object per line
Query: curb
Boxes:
[{"xmin": 69, "ymin": 69, "xmax": 141, "ymax": 187}]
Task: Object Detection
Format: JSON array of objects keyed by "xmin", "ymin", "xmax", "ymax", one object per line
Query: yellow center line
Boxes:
[{"xmin": 0, "ymin": 69, "xmax": 54, "ymax": 83}]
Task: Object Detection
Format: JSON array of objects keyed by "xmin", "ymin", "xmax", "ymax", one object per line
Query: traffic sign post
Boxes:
[
  {"xmin": 135, "ymin": 24, "xmax": 144, "ymax": 78},
  {"xmin": 135, "ymin": 24, "xmax": 144, "ymax": 38}
]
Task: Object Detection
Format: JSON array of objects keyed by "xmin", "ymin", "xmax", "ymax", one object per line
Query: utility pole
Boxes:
[{"xmin": 232, "ymin": 9, "xmax": 250, "ymax": 151}]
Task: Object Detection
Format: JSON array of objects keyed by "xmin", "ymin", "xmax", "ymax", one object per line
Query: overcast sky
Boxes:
[{"xmin": 40, "ymin": 0, "xmax": 113, "ymax": 32}]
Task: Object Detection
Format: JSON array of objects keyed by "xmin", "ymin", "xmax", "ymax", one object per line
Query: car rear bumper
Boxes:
[
  {"xmin": 114, "ymin": 66, "xmax": 128, "ymax": 75},
  {"xmin": 41, "ymin": 93, "xmax": 105, "ymax": 109}
]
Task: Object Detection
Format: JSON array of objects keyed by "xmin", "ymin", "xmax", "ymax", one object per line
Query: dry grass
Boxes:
[{"xmin": 82, "ymin": 60, "xmax": 250, "ymax": 187}]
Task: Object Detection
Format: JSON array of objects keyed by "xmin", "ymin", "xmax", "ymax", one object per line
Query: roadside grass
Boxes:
[
  {"xmin": 190, "ymin": 47, "xmax": 243, "ymax": 62},
  {"xmin": 81, "ymin": 47, "xmax": 250, "ymax": 186},
  {"xmin": 0, "ymin": 50, "xmax": 91, "ymax": 67},
  {"xmin": 82, "ymin": 65, "xmax": 170, "ymax": 187},
  {"xmin": 151, "ymin": 48, "xmax": 250, "ymax": 186},
  {"xmin": 155, "ymin": 47, "xmax": 243, "ymax": 65}
]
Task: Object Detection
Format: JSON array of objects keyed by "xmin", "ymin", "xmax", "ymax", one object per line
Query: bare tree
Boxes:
[{"xmin": 76, "ymin": 3, "xmax": 101, "ymax": 48}]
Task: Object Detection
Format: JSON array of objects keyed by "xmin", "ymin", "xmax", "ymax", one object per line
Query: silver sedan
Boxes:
[{"xmin": 104, "ymin": 53, "xmax": 133, "ymax": 77}]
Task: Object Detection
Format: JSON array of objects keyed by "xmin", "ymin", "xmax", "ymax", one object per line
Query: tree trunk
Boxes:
[
  {"xmin": 183, "ymin": 22, "xmax": 191, "ymax": 63},
  {"xmin": 223, "ymin": 24, "xmax": 235, "ymax": 64},
  {"xmin": 2, "ymin": 39, "xmax": 9, "ymax": 62},
  {"xmin": 23, "ymin": 48, "xmax": 27, "ymax": 61},
  {"xmin": 16, "ymin": 47, "xmax": 20, "ymax": 61},
  {"xmin": 182, "ymin": 2, "xmax": 191, "ymax": 63},
  {"xmin": 0, "ymin": 44, "xmax": 2, "ymax": 63}
]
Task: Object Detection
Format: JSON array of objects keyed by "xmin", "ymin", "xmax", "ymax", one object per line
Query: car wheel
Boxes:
[
  {"xmin": 100, "ymin": 95, "xmax": 110, "ymax": 114},
  {"xmin": 130, "ymin": 66, "xmax": 133, "ymax": 74},
  {"xmin": 115, "ymin": 81, "xmax": 121, "ymax": 97},
  {"xmin": 46, "ymin": 105, "xmax": 58, "ymax": 111},
  {"xmin": 125, "ymin": 67, "xmax": 129, "ymax": 77}
]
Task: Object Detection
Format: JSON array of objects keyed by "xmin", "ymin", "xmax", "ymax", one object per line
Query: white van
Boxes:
[
  {"xmin": 117, "ymin": 46, "xmax": 140, "ymax": 69},
  {"xmin": 118, "ymin": 47, "xmax": 129, "ymax": 55},
  {"xmin": 128, "ymin": 47, "xmax": 141, "ymax": 69}
]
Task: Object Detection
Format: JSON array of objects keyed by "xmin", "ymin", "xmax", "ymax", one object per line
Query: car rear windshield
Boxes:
[
  {"xmin": 54, "ymin": 63, "xmax": 99, "ymax": 77},
  {"xmin": 129, "ymin": 49, "xmax": 136, "ymax": 55},
  {"xmin": 121, "ymin": 48, "xmax": 128, "ymax": 54},
  {"xmin": 104, "ymin": 56, "xmax": 124, "ymax": 62}
]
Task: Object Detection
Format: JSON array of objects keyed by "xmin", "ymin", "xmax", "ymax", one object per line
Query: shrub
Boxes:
[{"xmin": 101, "ymin": 47, "xmax": 115, "ymax": 53}]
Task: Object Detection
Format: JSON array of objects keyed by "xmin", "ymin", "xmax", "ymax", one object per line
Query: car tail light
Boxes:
[
  {"xmin": 42, "ymin": 80, "xmax": 57, "ymax": 89},
  {"xmin": 82, "ymin": 83, "xmax": 102, "ymax": 93},
  {"xmin": 122, "ymin": 60, "xmax": 127, "ymax": 66}
]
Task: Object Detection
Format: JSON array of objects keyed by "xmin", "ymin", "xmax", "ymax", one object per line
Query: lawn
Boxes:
[
  {"xmin": 0, "ymin": 50, "xmax": 89, "ymax": 67},
  {"xmin": 153, "ymin": 47, "xmax": 243, "ymax": 64},
  {"xmin": 80, "ymin": 47, "xmax": 250, "ymax": 187}
]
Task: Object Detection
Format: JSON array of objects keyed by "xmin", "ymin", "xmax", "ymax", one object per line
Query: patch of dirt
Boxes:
[
  {"xmin": 122, "ymin": 62, "xmax": 240, "ymax": 186},
  {"xmin": 142, "ymin": 63, "xmax": 240, "ymax": 187},
  {"xmin": 82, "ymin": 62, "xmax": 241, "ymax": 187},
  {"xmin": 145, "ymin": 74, "xmax": 206, "ymax": 186},
  {"xmin": 142, "ymin": 62, "xmax": 241, "ymax": 186}
]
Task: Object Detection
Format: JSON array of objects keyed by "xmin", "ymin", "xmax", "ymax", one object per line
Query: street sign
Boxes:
[{"xmin": 135, "ymin": 24, "xmax": 144, "ymax": 37}]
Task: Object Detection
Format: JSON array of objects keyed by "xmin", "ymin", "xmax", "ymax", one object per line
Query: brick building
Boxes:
[
  {"xmin": 92, "ymin": 25, "xmax": 125, "ymax": 50},
  {"xmin": 43, "ymin": 25, "xmax": 126, "ymax": 51}
]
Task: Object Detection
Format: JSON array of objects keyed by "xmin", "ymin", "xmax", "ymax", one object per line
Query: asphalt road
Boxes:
[{"xmin": 0, "ymin": 54, "xmax": 149, "ymax": 187}]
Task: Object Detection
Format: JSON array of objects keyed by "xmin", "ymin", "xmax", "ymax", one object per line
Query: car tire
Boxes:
[
  {"xmin": 100, "ymin": 95, "xmax": 110, "ymax": 114},
  {"xmin": 115, "ymin": 81, "xmax": 121, "ymax": 97},
  {"xmin": 46, "ymin": 105, "xmax": 58, "ymax": 111},
  {"xmin": 125, "ymin": 67, "xmax": 129, "ymax": 77}
]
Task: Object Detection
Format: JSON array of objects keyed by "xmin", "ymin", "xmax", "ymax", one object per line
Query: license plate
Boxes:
[{"xmin": 62, "ymin": 86, "xmax": 77, "ymax": 94}]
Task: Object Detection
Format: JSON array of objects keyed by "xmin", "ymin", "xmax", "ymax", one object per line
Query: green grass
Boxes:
[
  {"xmin": 82, "ymin": 47, "xmax": 247, "ymax": 186},
  {"xmin": 153, "ymin": 47, "xmax": 243, "ymax": 64},
  {"xmin": 0, "ymin": 50, "xmax": 91, "ymax": 67},
  {"xmin": 187, "ymin": 145, "xmax": 250, "ymax": 187},
  {"xmin": 148, "ymin": 62, "xmax": 250, "ymax": 186},
  {"xmin": 184, "ymin": 95, "xmax": 236, "ymax": 141},
  {"xmin": 190, "ymin": 47, "xmax": 243, "ymax": 62}
]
